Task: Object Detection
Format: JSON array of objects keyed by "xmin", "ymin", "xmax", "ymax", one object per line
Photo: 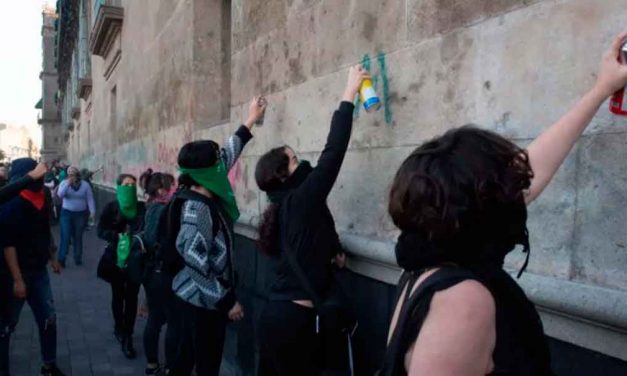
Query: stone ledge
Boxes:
[{"xmin": 234, "ymin": 213, "xmax": 627, "ymax": 360}]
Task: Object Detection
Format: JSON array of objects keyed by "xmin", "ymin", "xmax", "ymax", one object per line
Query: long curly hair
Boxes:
[
  {"xmin": 389, "ymin": 125, "xmax": 533, "ymax": 244},
  {"xmin": 255, "ymin": 146, "xmax": 290, "ymax": 256}
]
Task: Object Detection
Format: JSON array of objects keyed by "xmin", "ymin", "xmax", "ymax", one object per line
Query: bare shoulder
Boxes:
[{"xmin": 431, "ymin": 279, "xmax": 495, "ymax": 323}]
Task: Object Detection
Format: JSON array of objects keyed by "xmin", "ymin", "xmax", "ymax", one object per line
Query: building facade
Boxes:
[
  {"xmin": 38, "ymin": 5, "xmax": 63, "ymax": 162},
  {"xmin": 54, "ymin": 1, "xmax": 627, "ymax": 374}
]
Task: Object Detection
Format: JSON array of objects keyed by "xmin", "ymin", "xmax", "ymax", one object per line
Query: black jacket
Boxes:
[
  {"xmin": 270, "ymin": 101, "xmax": 354, "ymax": 301},
  {"xmin": 0, "ymin": 192, "xmax": 52, "ymax": 272},
  {"xmin": 97, "ymin": 200, "xmax": 146, "ymax": 262}
]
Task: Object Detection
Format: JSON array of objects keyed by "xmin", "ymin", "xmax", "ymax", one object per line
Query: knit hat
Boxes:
[{"xmin": 9, "ymin": 158, "xmax": 37, "ymax": 182}]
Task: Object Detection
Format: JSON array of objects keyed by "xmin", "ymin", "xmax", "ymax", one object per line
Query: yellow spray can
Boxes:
[{"xmin": 359, "ymin": 79, "xmax": 381, "ymax": 113}]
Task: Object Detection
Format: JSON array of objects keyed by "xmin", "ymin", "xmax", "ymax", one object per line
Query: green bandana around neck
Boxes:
[
  {"xmin": 116, "ymin": 185, "xmax": 138, "ymax": 219},
  {"xmin": 179, "ymin": 160, "xmax": 240, "ymax": 221}
]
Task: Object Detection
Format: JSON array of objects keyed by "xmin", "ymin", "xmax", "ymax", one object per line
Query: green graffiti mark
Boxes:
[
  {"xmin": 353, "ymin": 52, "xmax": 393, "ymax": 125},
  {"xmin": 377, "ymin": 52, "xmax": 392, "ymax": 125}
]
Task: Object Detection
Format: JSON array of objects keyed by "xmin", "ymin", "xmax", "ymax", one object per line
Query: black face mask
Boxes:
[{"xmin": 267, "ymin": 161, "xmax": 313, "ymax": 204}]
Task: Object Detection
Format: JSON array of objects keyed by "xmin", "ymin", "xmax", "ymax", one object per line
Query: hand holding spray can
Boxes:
[
  {"xmin": 255, "ymin": 96, "xmax": 267, "ymax": 126},
  {"xmin": 609, "ymin": 40, "xmax": 627, "ymax": 115},
  {"xmin": 359, "ymin": 77, "xmax": 381, "ymax": 113}
]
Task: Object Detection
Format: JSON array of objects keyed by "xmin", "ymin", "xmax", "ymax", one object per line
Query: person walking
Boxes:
[
  {"xmin": 57, "ymin": 166, "xmax": 95, "ymax": 267},
  {"xmin": 0, "ymin": 158, "xmax": 65, "ymax": 376},
  {"xmin": 97, "ymin": 174, "xmax": 145, "ymax": 359}
]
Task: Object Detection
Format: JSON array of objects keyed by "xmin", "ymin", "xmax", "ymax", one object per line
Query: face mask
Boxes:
[{"xmin": 117, "ymin": 185, "xmax": 138, "ymax": 219}]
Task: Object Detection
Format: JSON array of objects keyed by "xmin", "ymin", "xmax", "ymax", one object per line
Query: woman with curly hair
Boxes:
[{"xmin": 381, "ymin": 31, "xmax": 627, "ymax": 375}]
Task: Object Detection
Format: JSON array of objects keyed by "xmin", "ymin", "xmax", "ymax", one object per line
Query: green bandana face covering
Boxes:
[
  {"xmin": 116, "ymin": 185, "xmax": 138, "ymax": 219},
  {"xmin": 179, "ymin": 160, "xmax": 240, "ymax": 221}
]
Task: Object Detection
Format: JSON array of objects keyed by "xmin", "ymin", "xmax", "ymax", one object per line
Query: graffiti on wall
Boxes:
[{"xmin": 354, "ymin": 52, "xmax": 393, "ymax": 125}]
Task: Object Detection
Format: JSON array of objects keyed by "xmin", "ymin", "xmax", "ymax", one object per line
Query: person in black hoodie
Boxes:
[
  {"xmin": 254, "ymin": 65, "xmax": 368, "ymax": 375},
  {"xmin": 138, "ymin": 169, "xmax": 176, "ymax": 375},
  {"xmin": 97, "ymin": 173, "xmax": 145, "ymax": 359},
  {"xmin": 380, "ymin": 30, "xmax": 627, "ymax": 375},
  {"xmin": 0, "ymin": 158, "xmax": 64, "ymax": 376}
]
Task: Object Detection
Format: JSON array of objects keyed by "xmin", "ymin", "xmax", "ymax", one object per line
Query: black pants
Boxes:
[
  {"xmin": 143, "ymin": 271, "xmax": 179, "ymax": 367},
  {"xmin": 169, "ymin": 296, "xmax": 227, "ymax": 376},
  {"xmin": 258, "ymin": 300, "xmax": 320, "ymax": 376},
  {"xmin": 110, "ymin": 277, "xmax": 140, "ymax": 336}
]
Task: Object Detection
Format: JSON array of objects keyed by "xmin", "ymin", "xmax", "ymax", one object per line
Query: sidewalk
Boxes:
[{"xmin": 9, "ymin": 227, "xmax": 148, "ymax": 376}]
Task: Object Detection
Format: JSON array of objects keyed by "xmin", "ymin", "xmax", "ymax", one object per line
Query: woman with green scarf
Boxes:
[
  {"xmin": 167, "ymin": 97, "xmax": 265, "ymax": 375},
  {"xmin": 97, "ymin": 173, "xmax": 146, "ymax": 359}
]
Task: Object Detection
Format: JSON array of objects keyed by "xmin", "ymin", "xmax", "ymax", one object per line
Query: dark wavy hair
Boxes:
[
  {"xmin": 139, "ymin": 168, "xmax": 175, "ymax": 200},
  {"xmin": 116, "ymin": 173, "xmax": 137, "ymax": 186},
  {"xmin": 255, "ymin": 146, "xmax": 291, "ymax": 255},
  {"xmin": 177, "ymin": 140, "xmax": 220, "ymax": 189},
  {"xmin": 389, "ymin": 125, "xmax": 533, "ymax": 242}
]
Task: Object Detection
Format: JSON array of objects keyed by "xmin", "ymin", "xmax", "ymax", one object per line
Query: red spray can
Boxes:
[{"xmin": 609, "ymin": 41, "xmax": 627, "ymax": 115}]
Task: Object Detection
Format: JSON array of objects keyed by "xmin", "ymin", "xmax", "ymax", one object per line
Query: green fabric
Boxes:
[
  {"xmin": 58, "ymin": 170, "xmax": 67, "ymax": 181},
  {"xmin": 116, "ymin": 233, "xmax": 131, "ymax": 268},
  {"xmin": 116, "ymin": 185, "xmax": 138, "ymax": 219},
  {"xmin": 179, "ymin": 160, "xmax": 240, "ymax": 221}
]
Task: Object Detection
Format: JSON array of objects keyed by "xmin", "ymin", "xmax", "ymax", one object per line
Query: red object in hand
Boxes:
[{"xmin": 610, "ymin": 41, "xmax": 627, "ymax": 115}]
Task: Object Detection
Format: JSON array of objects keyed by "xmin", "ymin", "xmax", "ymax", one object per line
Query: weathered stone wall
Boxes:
[{"xmin": 68, "ymin": 0, "xmax": 627, "ymax": 360}]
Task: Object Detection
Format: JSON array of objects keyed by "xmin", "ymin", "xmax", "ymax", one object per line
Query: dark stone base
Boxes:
[{"xmin": 91, "ymin": 186, "xmax": 627, "ymax": 375}]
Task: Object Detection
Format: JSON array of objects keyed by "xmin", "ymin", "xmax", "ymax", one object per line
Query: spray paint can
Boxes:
[
  {"xmin": 359, "ymin": 79, "xmax": 381, "ymax": 113},
  {"xmin": 609, "ymin": 41, "xmax": 627, "ymax": 116},
  {"xmin": 255, "ymin": 97, "xmax": 267, "ymax": 126}
]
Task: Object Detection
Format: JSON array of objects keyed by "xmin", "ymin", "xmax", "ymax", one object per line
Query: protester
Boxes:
[
  {"xmin": 139, "ymin": 169, "xmax": 176, "ymax": 375},
  {"xmin": 0, "ymin": 162, "xmax": 48, "ymax": 205},
  {"xmin": 0, "ymin": 165, "xmax": 7, "ymax": 188},
  {"xmin": 379, "ymin": 31, "xmax": 627, "ymax": 375},
  {"xmin": 57, "ymin": 166, "xmax": 96, "ymax": 267},
  {"xmin": 97, "ymin": 174, "xmax": 145, "ymax": 359},
  {"xmin": 254, "ymin": 65, "xmax": 367, "ymax": 375},
  {"xmin": 165, "ymin": 96, "xmax": 265, "ymax": 375},
  {"xmin": 0, "ymin": 158, "xmax": 64, "ymax": 376}
]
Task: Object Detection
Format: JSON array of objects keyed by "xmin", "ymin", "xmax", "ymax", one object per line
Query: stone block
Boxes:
[
  {"xmin": 407, "ymin": 0, "xmax": 543, "ymax": 42},
  {"xmin": 232, "ymin": 0, "xmax": 288, "ymax": 52},
  {"xmin": 571, "ymin": 133, "xmax": 627, "ymax": 291}
]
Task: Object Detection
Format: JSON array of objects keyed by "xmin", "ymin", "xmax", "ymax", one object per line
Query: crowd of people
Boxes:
[{"xmin": 0, "ymin": 30, "xmax": 626, "ymax": 376}]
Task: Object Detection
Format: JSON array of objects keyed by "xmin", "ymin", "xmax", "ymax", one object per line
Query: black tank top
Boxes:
[{"xmin": 380, "ymin": 266, "xmax": 554, "ymax": 375}]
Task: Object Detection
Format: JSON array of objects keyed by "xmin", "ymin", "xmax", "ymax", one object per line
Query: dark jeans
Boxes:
[
  {"xmin": 258, "ymin": 300, "xmax": 319, "ymax": 376},
  {"xmin": 169, "ymin": 296, "xmax": 227, "ymax": 376},
  {"xmin": 110, "ymin": 276, "xmax": 140, "ymax": 336},
  {"xmin": 0, "ymin": 270, "xmax": 57, "ymax": 374},
  {"xmin": 143, "ymin": 276, "xmax": 175, "ymax": 366},
  {"xmin": 59, "ymin": 209, "xmax": 88, "ymax": 265}
]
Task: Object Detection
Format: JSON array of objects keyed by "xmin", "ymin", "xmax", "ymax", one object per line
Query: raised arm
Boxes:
[
  {"xmin": 526, "ymin": 30, "xmax": 627, "ymax": 203},
  {"xmin": 292, "ymin": 65, "xmax": 369, "ymax": 205},
  {"xmin": 56, "ymin": 178, "xmax": 70, "ymax": 199},
  {"xmin": 0, "ymin": 163, "xmax": 47, "ymax": 205},
  {"xmin": 222, "ymin": 97, "xmax": 266, "ymax": 171}
]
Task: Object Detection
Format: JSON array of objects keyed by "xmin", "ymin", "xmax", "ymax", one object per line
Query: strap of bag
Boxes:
[{"xmin": 279, "ymin": 202, "xmax": 324, "ymax": 314}]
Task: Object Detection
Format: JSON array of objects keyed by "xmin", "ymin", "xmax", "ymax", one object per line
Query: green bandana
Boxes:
[
  {"xmin": 117, "ymin": 233, "xmax": 131, "ymax": 268},
  {"xmin": 179, "ymin": 160, "xmax": 240, "ymax": 221},
  {"xmin": 116, "ymin": 185, "xmax": 138, "ymax": 219}
]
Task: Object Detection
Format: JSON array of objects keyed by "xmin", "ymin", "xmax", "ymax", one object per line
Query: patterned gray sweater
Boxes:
[{"xmin": 172, "ymin": 125, "xmax": 252, "ymax": 309}]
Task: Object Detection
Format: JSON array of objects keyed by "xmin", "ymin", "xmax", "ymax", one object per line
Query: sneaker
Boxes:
[
  {"xmin": 122, "ymin": 336, "xmax": 137, "ymax": 359},
  {"xmin": 41, "ymin": 364, "xmax": 65, "ymax": 376}
]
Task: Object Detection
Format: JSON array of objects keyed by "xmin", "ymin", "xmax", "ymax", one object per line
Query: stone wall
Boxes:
[{"xmin": 68, "ymin": 0, "xmax": 627, "ymax": 362}]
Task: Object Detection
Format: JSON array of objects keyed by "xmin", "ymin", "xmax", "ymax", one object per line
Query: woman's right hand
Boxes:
[
  {"xmin": 342, "ymin": 64, "xmax": 370, "ymax": 103},
  {"xmin": 593, "ymin": 29, "xmax": 627, "ymax": 98}
]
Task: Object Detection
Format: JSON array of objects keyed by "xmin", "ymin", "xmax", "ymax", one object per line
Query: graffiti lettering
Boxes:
[{"xmin": 354, "ymin": 52, "xmax": 393, "ymax": 125}]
